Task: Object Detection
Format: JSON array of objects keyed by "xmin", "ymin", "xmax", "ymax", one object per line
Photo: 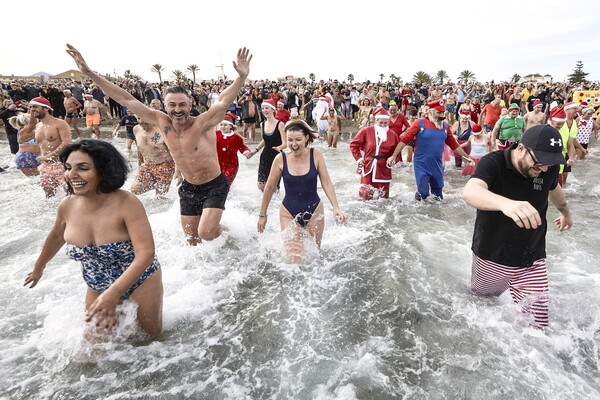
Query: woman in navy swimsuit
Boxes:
[
  {"xmin": 257, "ymin": 121, "xmax": 346, "ymax": 263},
  {"xmin": 24, "ymin": 140, "xmax": 163, "ymax": 336}
]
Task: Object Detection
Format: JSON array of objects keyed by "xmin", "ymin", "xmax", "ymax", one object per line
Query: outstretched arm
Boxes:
[
  {"xmin": 66, "ymin": 44, "xmax": 161, "ymax": 125},
  {"xmin": 202, "ymin": 48, "xmax": 252, "ymax": 128}
]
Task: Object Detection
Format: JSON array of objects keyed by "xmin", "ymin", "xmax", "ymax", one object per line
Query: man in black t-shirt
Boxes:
[{"xmin": 463, "ymin": 125, "xmax": 573, "ymax": 329}]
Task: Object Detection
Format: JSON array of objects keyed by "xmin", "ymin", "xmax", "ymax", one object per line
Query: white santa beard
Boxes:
[{"xmin": 375, "ymin": 125, "xmax": 389, "ymax": 142}]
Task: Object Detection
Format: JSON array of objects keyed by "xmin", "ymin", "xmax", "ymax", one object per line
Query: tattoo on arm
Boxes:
[
  {"xmin": 163, "ymin": 126, "xmax": 171, "ymax": 135},
  {"xmin": 557, "ymin": 202, "xmax": 568, "ymax": 213}
]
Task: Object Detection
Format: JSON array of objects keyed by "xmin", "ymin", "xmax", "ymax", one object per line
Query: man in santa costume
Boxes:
[
  {"xmin": 275, "ymin": 100, "xmax": 290, "ymax": 124},
  {"xmin": 388, "ymin": 99, "xmax": 473, "ymax": 200},
  {"xmin": 350, "ymin": 107, "xmax": 400, "ymax": 200},
  {"xmin": 216, "ymin": 112, "xmax": 252, "ymax": 184}
]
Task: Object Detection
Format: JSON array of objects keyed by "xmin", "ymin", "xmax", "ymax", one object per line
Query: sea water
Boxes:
[{"xmin": 0, "ymin": 134, "xmax": 598, "ymax": 399}]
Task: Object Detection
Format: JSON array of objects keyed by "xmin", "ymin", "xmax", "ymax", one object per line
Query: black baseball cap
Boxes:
[{"xmin": 520, "ymin": 125, "xmax": 565, "ymax": 166}]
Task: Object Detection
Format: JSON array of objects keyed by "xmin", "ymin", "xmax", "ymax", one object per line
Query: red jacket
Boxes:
[
  {"xmin": 216, "ymin": 130, "xmax": 250, "ymax": 183},
  {"xmin": 350, "ymin": 126, "xmax": 400, "ymax": 182}
]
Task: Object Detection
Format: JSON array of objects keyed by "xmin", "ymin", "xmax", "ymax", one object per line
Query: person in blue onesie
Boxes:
[
  {"xmin": 257, "ymin": 120, "xmax": 347, "ymax": 264},
  {"xmin": 388, "ymin": 99, "xmax": 474, "ymax": 200}
]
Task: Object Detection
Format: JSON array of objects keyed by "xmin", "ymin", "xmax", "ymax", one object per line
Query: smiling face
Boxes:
[
  {"xmin": 286, "ymin": 129, "xmax": 308, "ymax": 152},
  {"xmin": 64, "ymin": 150, "xmax": 100, "ymax": 196},
  {"xmin": 30, "ymin": 105, "xmax": 48, "ymax": 119},
  {"xmin": 164, "ymin": 93, "xmax": 192, "ymax": 126},
  {"xmin": 219, "ymin": 122, "xmax": 232, "ymax": 133}
]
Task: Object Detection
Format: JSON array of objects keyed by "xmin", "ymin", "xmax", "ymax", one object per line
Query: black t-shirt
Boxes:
[
  {"xmin": 528, "ymin": 95, "xmax": 545, "ymax": 111},
  {"xmin": 470, "ymin": 145, "xmax": 559, "ymax": 267}
]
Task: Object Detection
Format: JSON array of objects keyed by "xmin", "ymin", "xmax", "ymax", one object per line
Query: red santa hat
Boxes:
[
  {"xmin": 262, "ymin": 99, "xmax": 276, "ymax": 110},
  {"xmin": 318, "ymin": 96, "xmax": 327, "ymax": 102},
  {"xmin": 460, "ymin": 111, "xmax": 471, "ymax": 118},
  {"xmin": 550, "ymin": 107, "xmax": 566, "ymax": 122},
  {"xmin": 533, "ymin": 100, "xmax": 543, "ymax": 108},
  {"xmin": 84, "ymin": 92, "xmax": 93, "ymax": 97},
  {"xmin": 373, "ymin": 107, "xmax": 390, "ymax": 119},
  {"xmin": 29, "ymin": 96, "xmax": 53, "ymax": 111},
  {"xmin": 472, "ymin": 124, "xmax": 483, "ymax": 135},
  {"xmin": 428, "ymin": 99, "xmax": 445, "ymax": 112},
  {"xmin": 563, "ymin": 102, "xmax": 578, "ymax": 110},
  {"xmin": 221, "ymin": 112, "xmax": 237, "ymax": 125},
  {"xmin": 277, "ymin": 100, "xmax": 284, "ymax": 106}
]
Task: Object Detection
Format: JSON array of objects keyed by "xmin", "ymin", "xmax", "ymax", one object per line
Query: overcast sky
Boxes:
[{"xmin": 2, "ymin": 0, "xmax": 599, "ymax": 84}]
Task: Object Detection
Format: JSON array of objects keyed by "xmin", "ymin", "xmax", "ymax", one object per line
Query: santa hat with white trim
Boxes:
[{"xmin": 29, "ymin": 96, "xmax": 53, "ymax": 111}]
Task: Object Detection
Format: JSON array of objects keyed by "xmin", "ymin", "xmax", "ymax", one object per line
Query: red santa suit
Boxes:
[
  {"xmin": 216, "ymin": 129, "xmax": 251, "ymax": 184},
  {"xmin": 350, "ymin": 115, "xmax": 400, "ymax": 200},
  {"xmin": 276, "ymin": 108, "xmax": 290, "ymax": 124}
]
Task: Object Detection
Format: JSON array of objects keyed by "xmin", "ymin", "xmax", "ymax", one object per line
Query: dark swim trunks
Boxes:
[{"xmin": 178, "ymin": 174, "xmax": 230, "ymax": 216}]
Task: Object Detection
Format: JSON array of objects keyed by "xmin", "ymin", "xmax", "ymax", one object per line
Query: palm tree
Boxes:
[
  {"xmin": 347, "ymin": 74, "xmax": 354, "ymax": 84},
  {"xmin": 413, "ymin": 71, "xmax": 432, "ymax": 85},
  {"xmin": 511, "ymin": 74, "xmax": 521, "ymax": 83},
  {"xmin": 309, "ymin": 73, "xmax": 315, "ymax": 82},
  {"xmin": 187, "ymin": 64, "xmax": 199, "ymax": 86},
  {"xmin": 436, "ymin": 70, "xmax": 449, "ymax": 85},
  {"xmin": 379, "ymin": 73, "xmax": 385, "ymax": 82},
  {"xmin": 458, "ymin": 70, "xmax": 476, "ymax": 84},
  {"xmin": 389, "ymin": 74, "xmax": 397, "ymax": 84},
  {"xmin": 172, "ymin": 69, "xmax": 186, "ymax": 82},
  {"xmin": 151, "ymin": 64, "xmax": 164, "ymax": 83}
]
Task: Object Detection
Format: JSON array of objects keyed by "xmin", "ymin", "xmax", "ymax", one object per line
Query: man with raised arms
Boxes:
[{"xmin": 66, "ymin": 44, "xmax": 252, "ymax": 245}]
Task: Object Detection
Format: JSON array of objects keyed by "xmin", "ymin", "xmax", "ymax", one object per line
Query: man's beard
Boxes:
[{"xmin": 375, "ymin": 125, "xmax": 389, "ymax": 142}]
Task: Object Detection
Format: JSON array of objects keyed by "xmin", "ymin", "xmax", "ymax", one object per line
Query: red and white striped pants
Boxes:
[{"xmin": 471, "ymin": 253, "xmax": 549, "ymax": 329}]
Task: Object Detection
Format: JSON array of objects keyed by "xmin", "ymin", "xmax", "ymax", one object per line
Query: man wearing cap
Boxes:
[
  {"xmin": 491, "ymin": 103, "xmax": 525, "ymax": 150},
  {"xmin": 83, "ymin": 92, "xmax": 108, "ymax": 139},
  {"xmin": 350, "ymin": 108, "xmax": 400, "ymax": 200},
  {"xmin": 523, "ymin": 100, "xmax": 546, "ymax": 130},
  {"xmin": 557, "ymin": 102, "xmax": 578, "ymax": 186},
  {"xmin": 275, "ymin": 100, "xmax": 290, "ymax": 124},
  {"xmin": 67, "ymin": 44, "xmax": 252, "ymax": 245},
  {"xmin": 463, "ymin": 125, "xmax": 572, "ymax": 329},
  {"xmin": 387, "ymin": 100, "xmax": 473, "ymax": 200},
  {"xmin": 20, "ymin": 97, "xmax": 71, "ymax": 197}
]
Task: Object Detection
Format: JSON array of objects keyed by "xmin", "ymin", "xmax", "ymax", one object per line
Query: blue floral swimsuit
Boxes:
[{"xmin": 66, "ymin": 240, "xmax": 160, "ymax": 299}]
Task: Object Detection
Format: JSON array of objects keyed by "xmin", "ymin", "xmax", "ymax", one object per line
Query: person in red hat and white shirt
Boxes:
[
  {"xmin": 215, "ymin": 112, "xmax": 252, "ymax": 184},
  {"xmin": 275, "ymin": 100, "xmax": 290, "ymax": 124},
  {"xmin": 387, "ymin": 100, "xmax": 473, "ymax": 200},
  {"xmin": 524, "ymin": 100, "xmax": 547, "ymax": 130},
  {"xmin": 19, "ymin": 96, "xmax": 71, "ymax": 197},
  {"xmin": 349, "ymin": 107, "xmax": 400, "ymax": 200}
]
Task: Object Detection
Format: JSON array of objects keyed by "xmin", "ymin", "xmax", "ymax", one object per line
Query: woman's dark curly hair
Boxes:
[{"xmin": 59, "ymin": 139, "xmax": 129, "ymax": 195}]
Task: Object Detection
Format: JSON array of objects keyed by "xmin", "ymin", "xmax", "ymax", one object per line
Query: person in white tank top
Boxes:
[{"xmin": 460, "ymin": 124, "xmax": 493, "ymax": 175}]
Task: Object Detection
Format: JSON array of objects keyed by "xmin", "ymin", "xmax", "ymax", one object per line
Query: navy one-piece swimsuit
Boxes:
[{"xmin": 281, "ymin": 148, "xmax": 321, "ymax": 227}]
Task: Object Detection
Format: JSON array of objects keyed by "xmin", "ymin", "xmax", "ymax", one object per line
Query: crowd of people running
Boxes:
[{"xmin": 2, "ymin": 45, "xmax": 599, "ymax": 337}]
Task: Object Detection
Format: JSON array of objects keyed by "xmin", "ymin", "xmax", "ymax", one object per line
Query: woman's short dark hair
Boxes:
[
  {"xmin": 284, "ymin": 120, "xmax": 316, "ymax": 146},
  {"xmin": 59, "ymin": 139, "xmax": 129, "ymax": 195}
]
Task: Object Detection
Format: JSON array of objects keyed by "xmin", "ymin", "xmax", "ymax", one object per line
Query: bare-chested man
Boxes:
[
  {"xmin": 63, "ymin": 89, "xmax": 82, "ymax": 139},
  {"xmin": 67, "ymin": 44, "xmax": 251, "ymax": 245},
  {"xmin": 523, "ymin": 100, "xmax": 546, "ymax": 129},
  {"xmin": 83, "ymin": 92, "xmax": 107, "ymax": 139},
  {"xmin": 376, "ymin": 86, "xmax": 391, "ymax": 110},
  {"xmin": 131, "ymin": 113, "xmax": 175, "ymax": 197},
  {"xmin": 445, "ymin": 88, "xmax": 458, "ymax": 125},
  {"xmin": 20, "ymin": 97, "xmax": 71, "ymax": 197}
]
